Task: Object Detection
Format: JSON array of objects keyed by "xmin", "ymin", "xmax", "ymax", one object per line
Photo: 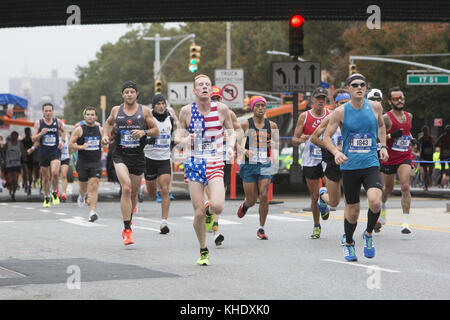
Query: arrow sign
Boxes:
[
  {"xmin": 293, "ymin": 65, "xmax": 301, "ymax": 83},
  {"xmin": 170, "ymin": 89, "xmax": 178, "ymax": 99},
  {"xmin": 168, "ymin": 82, "xmax": 194, "ymax": 105},
  {"xmin": 309, "ymin": 64, "xmax": 317, "ymax": 83},
  {"xmin": 276, "ymin": 68, "xmax": 287, "ymax": 84},
  {"xmin": 184, "ymin": 85, "xmax": 187, "ymax": 98}
]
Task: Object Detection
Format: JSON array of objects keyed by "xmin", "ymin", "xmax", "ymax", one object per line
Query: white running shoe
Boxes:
[
  {"xmin": 77, "ymin": 194, "xmax": 86, "ymax": 208},
  {"xmin": 88, "ymin": 211, "xmax": 98, "ymax": 222}
]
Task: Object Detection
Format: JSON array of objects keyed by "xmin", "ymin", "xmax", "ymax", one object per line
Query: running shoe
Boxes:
[
  {"xmin": 379, "ymin": 208, "xmax": 387, "ymax": 225},
  {"xmin": 257, "ymin": 228, "xmax": 268, "ymax": 240},
  {"xmin": 214, "ymin": 233, "xmax": 224, "ymax": 246},
  {"xmin": 169, "ymin": 192, "xmax": 175, "ymax": 200},
  {"xmin": 212, "ymin": 221, "xmax": 219, "ymax": 233},
  {"xmin": 205, "ymin": 201, "xmax": 214, "ymax": 232},
  {"xmin": 344, "ymin": 242, "xmax": 358, "ymax": 262},
  {"xmin": 60, "ymin": 193, "xmax": 67, "ymax": 203},
  {"xmin": 43, "ymin": 197, "xmax": 51, "ymax": 208},
  {"xmin": 311, "ymin": 226, "xmax": 321, "ymax": 239},
  {"xmin": 77, "ymin": 194, "xmax": 85, "ymax": 208},
  {"xmin": 374, "ymin": 221, "xmax": 382, "ymax": 233},
  {"xmin": 237, "ymin": 203, "xmax": 247, "ymax": 218},
  {"xmin": 156, "ymin": 191, "xmax": 162, "ymax": 203},
  {"xmin": 196, "ymin": 249, "xmax": 209, "ymax": 266},
  {"xmin": 160, "ymin": 221, "xmax": 170, "ymax": 234},
  {"xmin": 401, "ymin": 223, "xmax": 412, "ymax": 234},
  {"xmin": 133, "ymin": 206, "xmax": 138, "ymax": 214},
  {"xmin": 122, "ymin": 229, "xmax": 134, "ymax": 245},
  {"xmin": 51, "ymin": 192, "xmax": 60, "ymax": 205},
  {"xmin": 340, "ymin": 234, "xmax": 346, "ymax": 246},
  {"xmin": 362, "ymin": 231, "xmax": 375, "ymax": 258},
  {"xmin": 317, "ymin": 187, "xmax": 330, "ymax": 220},
  {"xmin": 88, "ymin": 211, "xmax": 98, "ymax": 222}
]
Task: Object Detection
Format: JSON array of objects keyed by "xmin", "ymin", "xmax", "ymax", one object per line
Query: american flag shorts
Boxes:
[{"xmin": 184, "ymin": 157, "xmax": 224, "ymax": 185}]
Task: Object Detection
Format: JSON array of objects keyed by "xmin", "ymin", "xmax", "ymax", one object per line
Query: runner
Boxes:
[
  {"xmin": 236, "ymin": 96, "xmax": 279, "ymax": 240},
  {"xmin": 102, "ymin": 81, "xmax": 159, "ymax": 245},
  {"xmin": 323, "ymin": 73, "xmax": 388, "ymax": 261},
  {"xmin": 32, "ymin": 102, "xmax": 65, "ymax": 207},
  {"xmin": 310, "ymin": 88, "xmax": 349, "ymax": 243},
  {"xmin": 59, "ymin": 127, "xmax": 71, "ymax": 202},
  {"xmin": 143, "ymin": 94, "xmax": 174, "ymax": 234},
  {"xmin": 418, "ymin": 125, "xmax": 435, "ymax": 191},
  {"xmin": 292, "ymin": 87, "xmax": 330, "ymax": 239},
  {"xmin": 69, "ymin": 106, "xmax": 104, "ymax": 222},
  {"xmin": 176, "ymin": 74, "xmax": 235, "ymax": 266},
  {"xmin": 379, "ymin": 86, "xmax": 413, "ymax": 234},
  {"xmin": 2, "ymin": 131, "xmax": 26, "ymax": 201},
  {"xmin": 21, "ymin": 127, "xmax": 34, "ymax": 196}
]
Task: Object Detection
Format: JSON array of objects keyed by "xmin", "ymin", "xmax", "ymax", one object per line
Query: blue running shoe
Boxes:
[
  {"xmin": 340, "ymin": 234, "xmax": 346, "ymax": 246},
  {"xmin": 156, "ymin": 191, "xmax": 162, "ymax": 203},
  {"xmin": 362, "ymin": 231, "xmax": 375, "ymax": 258},
  {"xmin": 169, "ymin": 192, "xmax": 175, "ymax": 200},
  {"xmin": 317, "ymin": 187, "xmax": 330, "ymax": 220},
  {"xmin": 344, "ymin": 242, "xmax": 358, "ymax": 262}
]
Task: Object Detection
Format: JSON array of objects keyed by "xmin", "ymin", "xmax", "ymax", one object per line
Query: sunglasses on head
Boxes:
[
  {"xmin": 391, "ymin": 96, "xmax": 405, "ymax": 102},
  {"xmin": 350, "ymin": 82, "xmax": 366, "ymax": 88},
  {"xmin": 369, "ymin": 97, "xmax": 382, "ymax": 102}
]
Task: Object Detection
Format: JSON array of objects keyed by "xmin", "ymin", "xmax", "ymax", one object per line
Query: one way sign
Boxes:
[{"xmin": 271, "ymin": 61, "xmax": 321, "ymax": 92}]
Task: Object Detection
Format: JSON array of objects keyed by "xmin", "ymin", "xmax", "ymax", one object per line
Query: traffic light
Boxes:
[
  {"xmin": 189, "ymin": 43, "xmax": 201, "ymax": 73},
  {"xmin": 349, "ymin": 63, "xmax": 357, "ymax": 76},
  {"xmin": 155, "ymin": 80, "xmax": 162, "ymax": 94},
  {"xmin": 289, "ymin": 15, "xmax": 304, "ymax": 56}
]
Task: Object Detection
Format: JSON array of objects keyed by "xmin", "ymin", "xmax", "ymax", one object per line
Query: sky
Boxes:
[{"xmin": 0, "ymin": 23, "xmax": 180, "ymax": 93}]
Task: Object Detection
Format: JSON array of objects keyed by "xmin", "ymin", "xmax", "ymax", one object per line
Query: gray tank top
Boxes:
[{"xmin": 114, "ymin": 104, "xmax": 147, "ymax": 155}]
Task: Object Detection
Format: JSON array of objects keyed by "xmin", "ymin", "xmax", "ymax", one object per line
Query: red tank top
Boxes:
[
  {"xmin": 303, "ymin": 109, "xmax": 330, "ymax": 135},
  {"xmin": 383, "ymin": 111, "xmax": 412, "ymax": 165}
]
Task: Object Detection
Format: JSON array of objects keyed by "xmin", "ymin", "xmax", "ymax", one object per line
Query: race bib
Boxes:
[
  {"xmin": 334, "ymin": 135, "xmax": 343, "ymax": 148},
  {"xmin": 42, "ymin": 134, "xmax": 56, "ymax": 147},
  {"xmin": 85, "ymin": 136, "xmax": 100, "ymax": 151},
  {"xmin": 309, "ymin": 143, "xmax": 322, "ymax": 159},
  {"xmin": 120, "ymin": 130, "xmax": 139, "ymax": 148},
  {"xmin": 392, "ymin": 135, "xmax": 410, "ymax": 152},
  {"xmin": 193, "ymin": 137, "xmax": 216, "ymax": 156},
  {"xmin": 249, "ymin": 146, "xmax": 268, "ymax": 163},
  {"xmin": 155, "ymin": 134, "xmax": 171, "ymax": 149},
  {"xmin": 348, "ymin": 133, "xmax": 372, "ymax": 153}
]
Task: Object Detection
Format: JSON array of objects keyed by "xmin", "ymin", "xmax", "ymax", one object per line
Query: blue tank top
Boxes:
[
  {"xmin": 38, "ymin": 118, "xmax": 60, "ymax": 157},
  {"xmin": 341, "ymin": 100, "xmax": 379, "ymax": 170}
]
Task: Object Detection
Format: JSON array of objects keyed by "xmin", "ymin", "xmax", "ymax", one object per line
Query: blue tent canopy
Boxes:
[{"xmin": 0, "ymin": 93, "xmax": 28, "ymax": 109}]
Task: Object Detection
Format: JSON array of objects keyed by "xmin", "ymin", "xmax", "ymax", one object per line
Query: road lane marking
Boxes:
[
  {"xmin": 181, "ymin": 216, "xmax": 242, "ymax": 225},
  {"xmin": 59, "ymin": 216, "xmax": 106, "ymax": 227},
  {"xmin": 247, "ymin": 214, "xmax": 308, "ymax": 222},
  {"xmin": 321, "ymin": 259, "xmax": 400, "ymax": 273},
  {"xmin": 132, "ymin": 226, "xmax": 160, "ymax": 232},
  {"xmin": 133, "ymin": 217, "xmax": 176, "ymax": 225}
]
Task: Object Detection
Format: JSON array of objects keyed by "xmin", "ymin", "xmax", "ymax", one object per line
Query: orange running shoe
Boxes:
[
  {"xmin": 60, "ymin": 193, "xmax": 67, "ymax": 202},
  {"xmin": 122, "ymin": 229, "xmax": 134, "ymax": 245}
]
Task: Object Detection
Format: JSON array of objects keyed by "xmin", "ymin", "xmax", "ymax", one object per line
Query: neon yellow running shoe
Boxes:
[
  {"xmin": 379, "ymin": 208, "xmax": 386, "ymax": 225},
  {"xmin": 196, "ymin": 249, "xmax": 209, "ymax": 266},
  {"xmin": 51, "ymin": 192, "xmax": 60, "ymax": 205},
  {"xmin": 311, "ymin": 226, "xmax": 321, "ymax": 239},
  {"xmin": 43, "ymin": 197, "xmax": 51, "ymax": 208}
]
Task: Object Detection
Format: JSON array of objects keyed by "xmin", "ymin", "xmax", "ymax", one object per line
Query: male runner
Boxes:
[
  {"xmin": 323, "ymin": 73, "xmax": 388, "ymax": 261},
  {"xmin": 70, "ymin": 106, "xmax": 104, "ymax": 222},
  {"xmin": 310, "ymin": 89, "xmax": 349, "ymax": 227},
  {"xmin": 379, "ymin": 87, "xmax": 413, "ymax": 234},
  {"xmin": 292, "ymin": 87, "xmax": 330, "ymax": 239},
  {"xmin": 32, "ymin": 102, "xmax": 65, "ymax": 207},
  {"xmin": 236, "ymin": 96, "xmax": 279, "ymax": 240},
  {"xmin": 176, "ymin": 74, "xmax": 235, "ymax": 266},
  {"xmin": 144, "ymin": 94, "xmax": 174, "ymax": 234},
  {"xmin": 102, "ymin": 81, "xmax": 159, "ymax": 245}
]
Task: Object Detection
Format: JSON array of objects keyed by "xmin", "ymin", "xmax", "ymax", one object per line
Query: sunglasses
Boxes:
[
  {"xmin": 350, "ymin": 82, "xmax": 366, "ymax": 88},
  {"xmin": 369, "ymin": 97, "xmax": 382, "ymax": 102},
  {"xmin": 391, "ymin": 96, "xmax": 405, "ymax": 102}
]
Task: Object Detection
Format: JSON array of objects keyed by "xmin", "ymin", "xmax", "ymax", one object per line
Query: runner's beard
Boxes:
[{"xmin": 393, "ymin": 104, "xmax": 404, "ymax": 111}]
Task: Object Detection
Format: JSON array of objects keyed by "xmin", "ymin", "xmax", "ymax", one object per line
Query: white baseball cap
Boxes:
[{"xmin": 367, "ymin": 89, "xmax": 383, "ymax": 99}]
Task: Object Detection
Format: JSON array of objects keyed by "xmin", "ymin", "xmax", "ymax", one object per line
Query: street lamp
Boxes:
[{"xmin": 266, "ymin": 50, "xmax": 305, "ymax": 61}]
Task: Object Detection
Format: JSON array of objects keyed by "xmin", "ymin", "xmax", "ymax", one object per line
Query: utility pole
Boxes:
[
  {"xmin": 143, "ymin": 34, "xmax": 171, "ymax": 81},
  {"xmin": 226, "ymin": 22, "xmax": 231, "ymax": 69}
]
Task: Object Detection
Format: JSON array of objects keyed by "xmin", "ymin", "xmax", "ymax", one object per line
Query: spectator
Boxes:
[{"xmin": 418, "ymin": 125, "xmax": 434, "ymax": 190}]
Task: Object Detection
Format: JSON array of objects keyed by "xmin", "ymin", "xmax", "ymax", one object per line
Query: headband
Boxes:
[
  {"xmin": 251, "ymin": 96, "xmax": 267, "ymax": 111},
  {"xmin": 347, "ymin": 74, "xmax": 366, "ymax": 85},
  {"xmin": 335, "ymin": 93, "xmax": 350, "ymax": 103}
]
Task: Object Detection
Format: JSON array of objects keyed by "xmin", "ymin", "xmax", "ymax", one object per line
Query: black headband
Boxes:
[
  {"xmin": 347, "ymin": 74, "xmax": 366, "ymax": 85},
  {"xmin": 122, "ymin": 81, "xmax": 138, "ymax": 93}
]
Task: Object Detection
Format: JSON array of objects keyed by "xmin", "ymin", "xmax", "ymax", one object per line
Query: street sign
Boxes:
[
  {"xmin": 407, "ymin": 74, "xmax": 450, "ymax": 85},
  {"xmin": 100, "ymin": 95, "xmax": 106, "ymax": 111},
  {"xmin": 168, "ymin": 82, "xmax": 194, "ymax": 105},
  {"xmin": 434, "ymin": 118, "xmax": 443, "ymax": 127},
  {"xmin": 271, "ymin": 61, "xmax": 321, "ymax": 92},
  {"xmin": 215, "ymin": 69, "xmax": 244, "ymax": 109}
]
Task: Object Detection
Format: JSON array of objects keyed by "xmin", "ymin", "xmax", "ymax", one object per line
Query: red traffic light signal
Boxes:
[{"xmin": 290, "ymin": 15, "xmax": 304, "ymax": 28}]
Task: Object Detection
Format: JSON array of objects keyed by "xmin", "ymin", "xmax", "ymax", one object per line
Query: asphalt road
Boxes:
[{"xmin": 0, "ymin": 190, "xmax": 449, "ymax": 302}]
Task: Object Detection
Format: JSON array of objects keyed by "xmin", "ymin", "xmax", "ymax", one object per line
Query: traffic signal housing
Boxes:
[
  {"xmin": 349, "ymin": 64, "xmax": 357, "ymax": 76},
  {"xmin": 155, "ymin": 80, "xmax": 162, "ymax": 94},
  {"xmin": 289, "ymin": 15, "xmax": 304, "ymax": 56},
  {"xmin": 189, "ymin": 44, "xmax": 201, "ymax": 73}
]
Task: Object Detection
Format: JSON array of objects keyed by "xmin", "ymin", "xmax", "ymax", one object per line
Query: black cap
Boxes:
[
  {"xmin": 312, "ymin": 87, "xmax": 328, "ymax": 98},
  {"xmin": 152, "ymin": 94, "xmax": 166, "ymax": 107},
  {"xmin": 122, "ymin": 81, "xmax": 138, "ymax": 93}
]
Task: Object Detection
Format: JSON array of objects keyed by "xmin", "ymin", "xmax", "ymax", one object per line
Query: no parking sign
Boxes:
[{"xmin": 214, "ymin": 69, "xmax": 244, "ymax": 110}]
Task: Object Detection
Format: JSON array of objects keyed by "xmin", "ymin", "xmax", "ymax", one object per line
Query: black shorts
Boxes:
[
  {"xmin": 380, "ymin": 159, "xmax": 412, "ymax": 175},
  {"xmin": 302, "ymin": 163, "xmax": 324, "ymax": 180},
  {"xmin": 342, "ymin": 166, "xmax": 383, "ymax": 204},
  {"xmin": 223, "ymin": 163, "xmax": 232, "ymax": 188},
  {"xmin": 5, "ymin": 166, "xmax": 21, "ymax": 174},
  {"xmin": 324, "ymin": 160, "xmax": 342, "ymax": 182},
  {"xmin": 112, "ymin": 151, "xmax": 145, "ymax": 176},
  {"xmin": 77, "ymin": 165, "xmax": 102, "ymax": 182},
  {"xmin": 61, "ymin": 159, "xmax": 70, "ymax": 166},
  {"xmin": 39, "ymin": 152, "xmax": 61, "ymax": 167},
  {"xmin": 145, "ymin": 158, "xmax": 171, "ymax": 181}
]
